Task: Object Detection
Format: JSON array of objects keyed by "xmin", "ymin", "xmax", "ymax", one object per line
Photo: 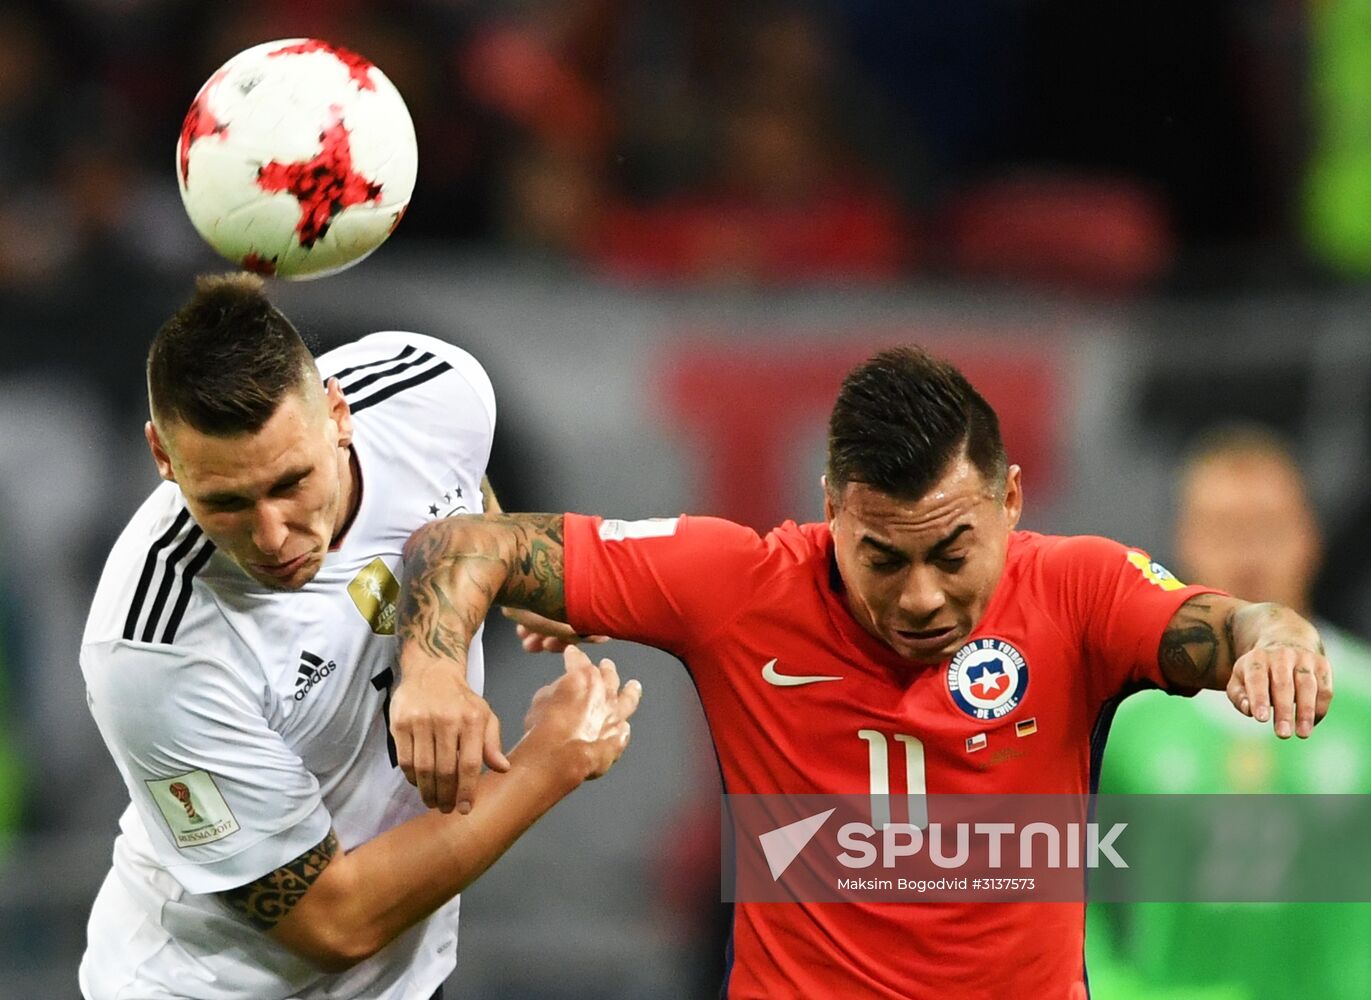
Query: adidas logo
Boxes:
[{"xmin": 294, "ymin": 650, "xmax": 338, "ymax": 701}]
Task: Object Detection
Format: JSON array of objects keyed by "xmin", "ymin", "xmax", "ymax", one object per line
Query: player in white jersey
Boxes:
[{"xmin": 79, "ymin": 274, "xmax": 641, "ymax": 1000}]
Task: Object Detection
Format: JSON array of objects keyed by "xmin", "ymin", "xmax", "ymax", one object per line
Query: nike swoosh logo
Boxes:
[{"xmin": 761, "ymin": 658, "xmax": 843, "ymax": 687}]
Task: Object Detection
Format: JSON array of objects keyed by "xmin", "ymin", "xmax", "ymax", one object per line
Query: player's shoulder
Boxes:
[
  {"xmin": 84, "ymin": 482, "xmax": 220, "ymax": 648},
  {"xmin": 318, "ymin": 330, "xmax": 495, "ymax": 429},
  {"xmin": 765, "ymin": 519, "xmax": 833, "ymax": 564},
  {"xmin": 571, "ymin": 513, "xmax": 821, "ymax": 579},
  {"xmin": 1008, "ymin": 530, "xmax": 1162, "ymax": 583},
  {"xmin": 726, "ymin": 518, "xmax": 832, "ymax": 591},
  {"xmin": 84, "ymin": 486, "xmax": 274, "ymax": 669},
  {"xmin": 1002, "ymin": 531, "xmax": 1185, "ymax": 621},
  {"xmin": 653, "ymin": 514, "xmax": 825, "ymax": 568},
  {"xmin": 1011, "ymin": 529, "xmax": 1130, "ymax": 563}
]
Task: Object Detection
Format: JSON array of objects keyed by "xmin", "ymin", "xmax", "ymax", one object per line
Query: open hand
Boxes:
[{"xmin": 523, "ymin": 645, "xmax": 642, "ymax": 780}]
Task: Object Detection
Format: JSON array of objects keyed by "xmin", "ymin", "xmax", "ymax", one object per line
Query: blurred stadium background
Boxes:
[{"xmin": 3, "ymin": 0, "xmax": 1371, "ymax": 996}]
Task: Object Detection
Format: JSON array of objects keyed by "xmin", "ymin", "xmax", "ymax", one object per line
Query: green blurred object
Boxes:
[
  {"xmin": 1305, "ymin": 0, "xmax": 1371, "ymax": 274},
  {"xmin": 1086, "ymin": 625, "xmax": 1371, "ymax": 1000},
  {"xmin": 0, "ymin": 627, "xmax": 24, "ymax": 849}
]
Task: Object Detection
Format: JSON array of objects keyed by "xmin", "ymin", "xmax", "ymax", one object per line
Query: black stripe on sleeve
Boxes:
[
  {"xmin": 348, "ymin": 360, "xmax": 454, "ymax": 414},
  {"xmin": 139, "ymin": 525, "xmax": 205, "ymax": 643},
  {"xmin": 160, "ymin": 538, "xmax": 218, "ymax": 644},
  {"xmin": 123, "ymin": 509, "xmax": 193, "ymax": 641},
  {"xmin": 326, "ymin": 344, "xmax": 417, "ymax": 383},
  {"xmin": 340, "ymin": 352, "xmax": 437, "ymax": 396}
]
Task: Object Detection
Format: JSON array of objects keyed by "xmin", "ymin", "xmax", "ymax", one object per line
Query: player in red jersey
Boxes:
[{"xmin": 389, "ymin": 346, "xmax": 1332, "ymax": 999}]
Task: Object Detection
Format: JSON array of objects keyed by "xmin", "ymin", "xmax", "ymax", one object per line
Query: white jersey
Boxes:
[{"xmin": 79, "ymin": 332, "xmax": 495, "ymax": 1000}]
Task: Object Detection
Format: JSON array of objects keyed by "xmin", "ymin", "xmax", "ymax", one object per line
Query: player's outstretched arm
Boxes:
[
  {"xmin": 477, "ymin": 480, "xmax": 606, "ymax": 652},
  {"xmin": 221, "ymin": 645, "xmax": 640, "ymax": 972},
  {"xmin": 1159, "ymin": 595, "xmax": 1331, "ymax": 739},
  {"xmin": 392, "ymin": 513, "xmax": 569, "ymax": 812}
]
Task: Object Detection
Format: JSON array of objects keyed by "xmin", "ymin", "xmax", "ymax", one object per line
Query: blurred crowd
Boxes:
[
  {"xmin": 0, "ymin": 0, "xmax": 1350, "ymax": 310},
  {"xmin": 5, "ymin": 0, "xmax": 1364, "ymax": 408}
]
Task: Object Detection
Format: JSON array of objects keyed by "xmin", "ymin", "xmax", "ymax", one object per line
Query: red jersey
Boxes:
[{"xmin": 564, "ymin": 515, "xmax": 1213, "ymax": 999}]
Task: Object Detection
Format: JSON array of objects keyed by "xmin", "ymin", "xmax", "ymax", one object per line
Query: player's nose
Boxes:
[
  {"xmin": 897, "ymin": 566, "xmax": 946, "ymax": 621},
  {"xmin": 249, "ymin": 501, "xmax": 290, "ymax": 556}
]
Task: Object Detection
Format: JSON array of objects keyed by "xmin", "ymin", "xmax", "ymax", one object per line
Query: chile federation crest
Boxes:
[{"xmin": 947, "ymin": 637, "xmax": 1029, "ymax": 720}]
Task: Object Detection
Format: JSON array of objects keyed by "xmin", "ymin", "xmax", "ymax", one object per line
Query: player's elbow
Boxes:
[
  {"xmin": 278, "ymin": 920, "xmax": 389, "ymax": 974},
  {"xmin": 306, "ymin": 934, "xmax": 385, "ymax": 974},
  {"xmin": 293, "ymin": 943, "xmax": 361, "ymax": 975},
  {"xmin": 267, "ymin": 871, "xmax": 391, "ymax": 973}
]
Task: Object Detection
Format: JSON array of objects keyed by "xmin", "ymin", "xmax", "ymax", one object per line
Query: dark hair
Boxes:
[
  {"xmin": 826, "ymin": 346, "xmax": 1007, "ymax": 501},
  {"xmin": 147, "ymin": 273, "xmax": 316, "ymax": 435}
]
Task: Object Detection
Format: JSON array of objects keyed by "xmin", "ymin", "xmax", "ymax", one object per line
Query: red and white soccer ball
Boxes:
[{"xmin": 176, "ymin": 38, "xmax": 418, "ymax": 280}]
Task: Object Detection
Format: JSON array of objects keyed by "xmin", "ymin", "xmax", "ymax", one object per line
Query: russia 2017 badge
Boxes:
[{"xmin": 947, "ymin": 637, "xmax": 1029, "ymax": 720}]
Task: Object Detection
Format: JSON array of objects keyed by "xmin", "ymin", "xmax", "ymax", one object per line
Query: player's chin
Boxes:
[{"xmin": 246, "ymin": 553, "xmax": 322, "ymax": 590}]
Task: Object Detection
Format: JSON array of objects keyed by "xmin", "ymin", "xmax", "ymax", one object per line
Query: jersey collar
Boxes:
[{"xmin": 330, "ymin": 444, "xmax": 364, "ymax": 552}]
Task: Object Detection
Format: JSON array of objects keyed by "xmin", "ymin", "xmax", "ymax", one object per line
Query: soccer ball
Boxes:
[{"xmin": 176, "ymin": 38, "xmax": 418, "ymax": 280}]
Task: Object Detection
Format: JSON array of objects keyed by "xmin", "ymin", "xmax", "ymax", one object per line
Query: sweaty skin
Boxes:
[{"xmin": 824, "ymin": 458, "xmax": 1021, "ymax": 664}]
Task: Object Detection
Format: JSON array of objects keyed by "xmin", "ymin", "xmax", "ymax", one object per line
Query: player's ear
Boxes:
[
  {"xmin": 324, "ymin": 377, "xmax": 353, "ymax": 449},
  {"xmin": 1002, "ymin": 465, "xmax": 1023, "ymax": 530},
  {"xmin": 145, "ymin": 421, "xmax": 177, "ymax": 483},
  {"xmin": 822, "ymin": 476, "xmax": 838, "ymax": 525}
]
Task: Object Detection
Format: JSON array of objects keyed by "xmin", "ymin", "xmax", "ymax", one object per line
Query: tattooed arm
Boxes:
[
  {"xmin": 217, "ymin": 646, "xmax": 640, "ymax": 972},
  {"xmin": 1160, "ymin": 595, "xmax": 1331, "ymax": 739},
  {"xmin": 399, "ymin": 513, "xmax": 568, "ymax": 659},
  {"xmin": 220, "ymin": 831, "xmax": 340, "ymax": 933},
  {"xmin": 390, "ymin": 514, "xmax": 569, "ymax": 813}
]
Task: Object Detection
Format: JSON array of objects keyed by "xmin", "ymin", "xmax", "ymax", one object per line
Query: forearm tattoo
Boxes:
[
  {"xmin": 398, "ymin": 514, "xmax": 567, "ymax": 661},
  {"xmin": 1159, "ymin": 599, "xmax": 1236, "ymax": 686},
  {"xmin": 221, "ymin": 830, "xmax": 339, "ymax": 930}
]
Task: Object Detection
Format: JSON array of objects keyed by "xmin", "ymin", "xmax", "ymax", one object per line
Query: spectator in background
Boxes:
[
  {"xmin": 0, "ymin": 4, "xmax": 73, "ymax": 291},
  {"xmin": 1087, "ymin": 423, "xmax": 1371, "ymax": 1000},
  {"xmin": 460, "ymin": 1, "xmax": 911, "ymax": 279},
  {"xmin": 0, "ymin": 616, "xmax": 24, "ymax": 852},
  {"xmin": 588, "ymin": 5, "xmax": 909, "ymax": 282}
]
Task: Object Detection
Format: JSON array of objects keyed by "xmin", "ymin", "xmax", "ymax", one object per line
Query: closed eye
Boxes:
[
  {"xmin": 270, "ymin": 473, "xmax": 308, "ymax": 497},
  {"xmin": 867, "ymin": 558, "xmax": 905, "ymax": 573}
]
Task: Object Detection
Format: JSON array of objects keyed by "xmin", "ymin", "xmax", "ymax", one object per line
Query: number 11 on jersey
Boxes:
[{"xmin": 859, "ymin": 729, "xmax": 927, "ymax": 829}]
